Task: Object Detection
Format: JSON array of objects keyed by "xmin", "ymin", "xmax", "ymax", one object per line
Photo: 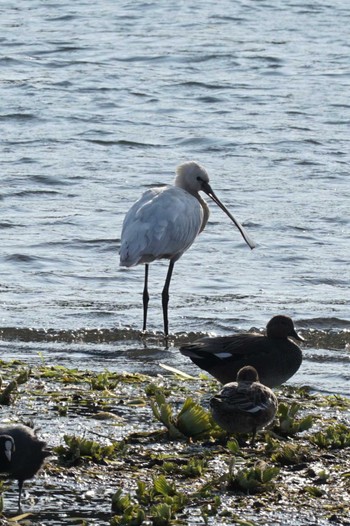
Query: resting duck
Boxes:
[
  {"xmin": 0, "ymin": 424, "xmax": 50, "ymax": 511},
  {"xmin": 180, "ymin": 315, "xmax": 304, "ymax": 387},
  {"xmin": 210, "ymin": 365, "xmax": 278, "ymax": 445}
]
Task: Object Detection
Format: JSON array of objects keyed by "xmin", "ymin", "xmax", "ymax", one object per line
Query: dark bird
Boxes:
[
  {"xmin": 180, "ymin": 315, "xmax": 304, "ymax": 387},
  {"xmin": 120, "ymin": 161, "xmax": 255, "ymax": 336},
  {"xmin": 0, "ymin": 424, "xmax": 50, "ymax": 511},
  {"xmin": 210, "ymin": 365, "xmax": 278, "ymax": 445}
]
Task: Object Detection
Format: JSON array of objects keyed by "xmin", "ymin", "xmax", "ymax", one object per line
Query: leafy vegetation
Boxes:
[
  {"xmin": 228, "ymin": 460, "xmax": 280, "ymax": 493},
  {"xmin": 0, "ymin": 368, "xmax": 30, "ymax": 405},
  {"xmin": 272, "ymin": 401, "xmax": 314, "ymax": 437},
  {"xmin": 111, "ymin": 476, "xmax": 189, "ymax": 526},
  {"xmin": 0, "ymin": 357, "xmax": 349, "ymax": 525},
  {"xmin": 55, "ymin": 435, "xmax": 126, "ymax": 466},
  {"xmin": 265, "ymin": 436, "xmax": 310, "ymax": 465},
  {"xmin": 150, "ymin": 389, "xmax": 214, "ymax": 439},
  {"xmin": 309, "ymin": 422, "xmax": 350, "ymax": 449}
]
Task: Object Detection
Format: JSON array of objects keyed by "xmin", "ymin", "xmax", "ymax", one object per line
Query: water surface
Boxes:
[{"xmin": 1, "ymin": 1, "xmax": 349, "ymax": 392}]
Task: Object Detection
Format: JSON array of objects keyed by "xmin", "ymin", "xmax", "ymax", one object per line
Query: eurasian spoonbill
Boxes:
[{"xmin": 120, "ymin": 161, "xmax": 255, "ymax": 336}]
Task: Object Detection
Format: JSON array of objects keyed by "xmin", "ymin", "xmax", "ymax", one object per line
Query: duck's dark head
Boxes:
[
  {"xmin": 266, "ymin": 315, "xmax": 304, "ymax": 341},
  {"xmin": 236, "ymin": 365, "xmax": 259, "ymax": 383}
]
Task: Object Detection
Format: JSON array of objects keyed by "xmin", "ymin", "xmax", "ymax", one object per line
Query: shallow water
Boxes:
[{"xmin": 1, "ymin": 0, "xmax": 350, "ymax": 409}]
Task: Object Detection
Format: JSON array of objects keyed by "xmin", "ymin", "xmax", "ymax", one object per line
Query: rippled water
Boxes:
[
  {"xmin": 1, "ymin": 0, "xmax": 350, "ymax": 400},
  {"xmin": 1, "ymin": 1, "xmax": 350, "ymax": 524}
]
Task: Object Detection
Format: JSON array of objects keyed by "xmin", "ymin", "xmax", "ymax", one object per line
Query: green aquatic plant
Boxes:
[
  {"xmin": 271, "ymin": 443, "xmax": 309, "ymax": 465},
  {"xmin": 38, "ymin": 364, "xmax": 149, "ymax": 387},
  {"xmin": 111, "ymin": 503, "xmax": 145, "ymax": 526},
  {"xmin": 90, "ymin": 370, "xmax": 121, "ymax": 391},
  {"xmin": 158, "ymin": 458, "xmax": 206, "ymax": 478},
  {"xmin": 55, "ymin": 400, "xmax": 69, "ymax": 416},
  {"xmin": 55, "ymin": 434, "xmax": 124, "ymax": 466},
  {"xmin": 309, "ymin": 423, "xmax": 350, "ymax": 449},
  {"xmin": 303, "ymin": 485, "xmax": 325, "ymax": 498},
  {"xmin": 160, "ymin": 461, "xmax": 177, "ymax": 475},
  {"xmin": 150, "ymin": 503, "xmax": 172, "ymax": 526},
  {"xmin": 145, "ymin": 383, "xmax": 170, "ymax": 397},
  {"xmin": 0, "ymin": 368, "xmax": 31, "ymax": 405},
  {"xmin": 174, "ymin": 396, "xmax": 213, "ymax": 438},
  {"xmin": 136, "ymin": 476, "xmax": 187, "ymax": 508},
  {"xmin": 307, "ymin": 468, "xmax": 330, "ymax": 484},
  {"xmin": 150, "ymin": 390, "xmax": 213, "ymax": 440},
  {"xmin": 112, "ymin": 489, "xmax": 133, "ymax": 514},
  {"xmin": 0, "ymin": 379, "xmax": 17, "ymax": 405},
  {"xmin": 273, "ymin": 402, "xmax": 314, "ymax": 437},
  {"xmin": 181, "ymin": 457, "xmax": 207, "ymax": 478},
  {"xmin": 150, "ymin": 391, "xmax": 182, "ymax": 439},
  {"xmin": 111, "ymin": 488, "xmax": 146, "ymax": 526},
  {"xmin": 110, "ymin": 509, "xmax": 145, "ymax": 526},
  {"xmin": 265, "ymin": 436, "xmax": 310, "ymax": 465},
  {"xmin": 228, "ymin": 461, "xmax": 280, "ymax": 494},
  {"xmin": 111, "ymin": 477, "xmax": 188, "ymax": 526},
  {"xmin": 227, "ymin": 439, "xmax": 240, "ymax": 454},
  {"xmin": 226, "ymin": 438, "xmax": 241, "ymax": 480},
  {"xmin": 322, "ymin": 395, "xmax": 350, "ymax": 410},
  {"xmin": 38, "ymin": 364, "xmax": 88, "ymax": 384},
  {"xmin": 135, "ymin": 480, "xmax": 154, "ymax": 507},
  {"xmin": 282, "ymin": 385, "xmax": 313, "ymax": 399},
  {"xmin": 153, "ymin": 475, "xmax": 177, "ymax": 498},
  {"xmin": 15, "ymin": 368, "xmax": 31, "ymax": 386},
  {"xmin": 200, "ymin": 495, "xmax": 221, "ymax": 525},
  {"xmin": 153, "ymin": 476, "xmax": 188, "ymax": 514}
]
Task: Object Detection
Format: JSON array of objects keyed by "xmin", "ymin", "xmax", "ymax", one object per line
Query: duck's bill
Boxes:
[
  {"xmin": 204, "ymin": 184, "xmax": 256, "ymax": 250},
  {"xmin": 291, "ymin": 329, "xmax": 305, "ymax": 342}
]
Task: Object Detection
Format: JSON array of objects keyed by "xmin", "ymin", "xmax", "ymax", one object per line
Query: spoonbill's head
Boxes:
[
  {"xmin": 175, "ymin": 161, "xmax": 256, "ymax": 250},
  {"xmin": 175, "ymin": 161, "xmax": 209, "ymax": 194}
]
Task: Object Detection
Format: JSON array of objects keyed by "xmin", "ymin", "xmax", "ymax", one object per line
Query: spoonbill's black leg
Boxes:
[
  {"xmin": 162, "ymin": 259, "xmax": 175, "ymax": 337},
  {"xmin": 142, "ymin": 264, "xmax": 149, "ymax": 332}
]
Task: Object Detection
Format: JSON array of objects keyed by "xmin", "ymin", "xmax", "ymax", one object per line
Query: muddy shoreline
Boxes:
[{"xmin": 0, "ymin": 358, "xmax": 349, "ymax": 526}]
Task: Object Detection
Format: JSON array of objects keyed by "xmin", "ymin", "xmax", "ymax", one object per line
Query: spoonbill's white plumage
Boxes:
[{"xmin": 120, "ymin": 161, "xmax": 255, "ymax": 336}]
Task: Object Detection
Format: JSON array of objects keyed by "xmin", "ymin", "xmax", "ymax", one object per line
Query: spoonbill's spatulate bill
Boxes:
[{"xmin": 119, "ymin": 161, "xmax": 255, "ymax": 336}]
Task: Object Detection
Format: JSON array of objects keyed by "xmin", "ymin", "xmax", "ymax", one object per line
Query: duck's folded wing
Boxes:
[
  {"xmin": 180, "ymin": 334, "xmax": 266, "ymax": 364},
  {"xmin": 216, "ymin": 384, "xmax": 273, "ymax": 414}
]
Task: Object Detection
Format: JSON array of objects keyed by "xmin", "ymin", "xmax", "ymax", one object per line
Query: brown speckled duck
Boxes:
[
  {"xmin": 0, "ymin": 424, "xmax": 50, "ymax": 511},
  {"xmin": 180, "ymin": 315, "xmax": 304, "ymax": 388},
  {"xmin": 210, "ymin": 365, "xmax": 278, "ymax": 445}
]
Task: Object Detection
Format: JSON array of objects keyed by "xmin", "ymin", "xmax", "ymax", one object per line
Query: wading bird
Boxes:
[
  {"xmin": 120, "ymin": 161, "xmax": 255, "ymax": 336},
  {"xmin": 180, "ymin": 315, "xmax": 304, "ymax": 387},
  {"xmin": 0, "ymin": 424, "xmax": 50, "ymax": 511},
  {"xmin": 210, "ymin": 365, "xmax": 278, "ymax": 446}
]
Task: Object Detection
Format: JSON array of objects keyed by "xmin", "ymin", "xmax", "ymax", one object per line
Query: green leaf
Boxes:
[
  {"xmin": 176, "ymin": 398, "xmax": 212, "ymax": 438},
  {"xmin": 150, "ymin": 503, "xmax": 172, "ymax": 526},
  {"xmin": 227, "ymin": 439, "xmax": 240, "ymax": 455},
  {"xmin": 153, "ymin": 476, "xmax": 177, "ymax": 497}
]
